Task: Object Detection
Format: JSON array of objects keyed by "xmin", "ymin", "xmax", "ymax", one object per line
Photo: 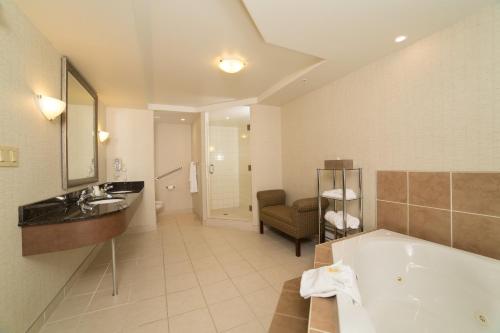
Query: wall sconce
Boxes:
[
  {"xmin": 98, "ymin": 130, "xmax": 110, "ymax": 143},
  {"xmin": 35, "ymin": 94, "xmax": 66, "ymax": 120}
]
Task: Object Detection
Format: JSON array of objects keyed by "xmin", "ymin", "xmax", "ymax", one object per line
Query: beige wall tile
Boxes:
[
  {"xmin": 409, "ymin": 206, "xmax": 451, "ymax": 246},
  {"xmin": 377, "ymin": 171, "xmax": 408, "ymax": 203},
  {"xmin": 409, "ymin": 172, "xmax": 450, "ymax": 209},
  {"xmin": 376, "ymin": 201, "xmax": 408, "ymax": 234},
  {"xmin": 452, "ymin": 212, "xmax": 500, "ymax": 260},
  {"xmin": 452, "ymin": 173, "xmax": 500, "ymax": 216}
]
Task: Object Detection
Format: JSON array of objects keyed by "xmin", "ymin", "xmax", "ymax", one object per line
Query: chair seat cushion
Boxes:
[{"xmin": 261, "ymin": 205, "xmax": 294, "ymax": 226}]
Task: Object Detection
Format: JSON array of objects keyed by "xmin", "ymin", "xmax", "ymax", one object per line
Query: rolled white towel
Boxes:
[
  {"xmin": 300, "ymin": 261, "xmax": 362, "ymax": 304},
  {"xmin": 324, "ymin": 210, "xmax": 360, "ymax": 230},
  {"xmin": 322, "ymin": 188, "xmax": 357, "ymax": 200}
]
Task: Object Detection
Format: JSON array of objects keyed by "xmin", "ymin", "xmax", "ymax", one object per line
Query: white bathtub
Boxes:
[{"xmin": 331, "ymin": 229, "xmax": 500, "ymax": 333}]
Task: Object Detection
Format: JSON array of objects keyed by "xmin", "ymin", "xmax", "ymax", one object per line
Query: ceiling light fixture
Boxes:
[
  {"xmin": 35, "ymin": 94, "xmax": 66, "ymax": 120},
  {"xmin": 394, "ymin": 35, "xmax": 407, "ymax": 43},
  {"xmin": 180, "ymin": 118, "xmax": 186, "ymax": 122},
  {"xmin": 225, "ymin": 116, "xmax": 230, "ymax": 120},
  {"xmin": 218, "ymin": 58, "xmax": 246, "ymax": 74}
]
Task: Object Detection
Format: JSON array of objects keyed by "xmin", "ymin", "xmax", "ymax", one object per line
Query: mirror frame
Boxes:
[{"xmin": 61, "ymin": 56, "xmax": 99, "ymax": 189}]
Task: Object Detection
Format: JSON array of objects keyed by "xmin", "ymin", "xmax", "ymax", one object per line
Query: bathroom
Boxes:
[{"xmin": 2, "ymin": 1, "xmax": 500, "ymax": 333}]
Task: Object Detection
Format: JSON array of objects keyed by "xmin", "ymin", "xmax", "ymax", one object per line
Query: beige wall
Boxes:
[
  {"xmin": 0, "ymin": 2, "xmax": 107, "ymax": 332},
  {"xmin": 281, "ymin": 4, "xmax": 500, "ymax": 231},
  {"xmin": 250, "ymin": 104, "xmax": 283, "ymax": 226},
  {"xmin": 238, "ymin": 124, "xmax": 251, "ymax": 210},
  {"xmin": 191, "ymin": 114, "xmax": 203, "ymax": 218},
  {"xmin": 106, "ymin": 107, "xmax": 156, "ymax": 231},
  {"xmin": 155, "ymin": 122, "xmax": 193, "ymax": 214}
]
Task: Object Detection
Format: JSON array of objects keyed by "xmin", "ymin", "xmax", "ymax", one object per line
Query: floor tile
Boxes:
[
  {"xmin": 165, "ymin": 272, "xmax": 199, "ymax": 293},
  {"xmin": 167, "ymin": 287, "xmax": 206, "ymax": 317},
  {"xmin": 47, "ymin": 294, "xmax": 92, "ymax": 322},
  {"xmin": 123, "ymin": 319, "xmax": 169, "ymax": 333},
  {"xmin": 195, "ymin": 267, "xmax": 228, "ymax": 286},
  {"xmin": 76, "ymin": 306, "xmax": 126, "ymax": 333},
  {"xmin": 221, "ymin": 260, "xmax": 255, "ymax": 278},
  {"xmin": 191, "ymin": 256, "xmax": 220, "ymax": 272},
  {"xmin": 129, "ymin": 278, "xmax": 165, "ymax": 302},
  {"xmin": 87, "ymin": 286, "xmax": 131, "ymax": 312},
  {"xmin": 40, "ymin": 316, "xmax": 80, "ymax": 333},
  {"xmin": 122, "ymin": 296, "xmax": 168, "ymax": 329},
  {"xmin": 231, "ymin": 272, "xmax": 270, "ymax": 295},
  {"xmin": 168, "ymin": 308, "xmax": 216, "ymax": 333},
  {"xmin": 243, "ymin": 286, "xmax": 280, "ymax": 317},
  {"xmin": 164, "ymin": 260, "xmax": 193, "ymax": 277},
  {"xmin": 223, "ymin": 320, "xmax": 265, "ymax": 333},
  {"xmin": 208, "ymin": 297, "xmax": 255, "ymax": 331},
  {"xmin": 201, "ymin": 279, "xmax": 240, "ymax": 305}
]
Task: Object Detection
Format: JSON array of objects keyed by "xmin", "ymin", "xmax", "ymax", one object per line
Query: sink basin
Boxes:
[
  {"xmin": 108, "ymin": 190, "xmax": 133, "ymax": 194},
  {"xmin": 88, "ymin": 198, "xmax": 125, "ymax": 205}
]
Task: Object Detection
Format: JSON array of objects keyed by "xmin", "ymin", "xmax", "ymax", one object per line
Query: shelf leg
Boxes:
[{"xmin": 111, "ymin": 238, "xmax": 118, "ymax": 296}]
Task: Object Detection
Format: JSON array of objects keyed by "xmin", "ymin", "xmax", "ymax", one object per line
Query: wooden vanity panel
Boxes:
[{"xmin": 22, "ymin": 211, "xmax": 127, "ymax": 256}]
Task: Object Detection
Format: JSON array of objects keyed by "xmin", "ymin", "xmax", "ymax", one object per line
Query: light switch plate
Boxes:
[{"xmin": 0, "ymin": 146, "xmax": 19, "ymax": 167}]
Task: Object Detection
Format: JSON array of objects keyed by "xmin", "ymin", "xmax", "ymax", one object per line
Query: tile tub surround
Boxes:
[
  {"xmin": 38, "ymin": 213, "xmax": 316, "ymax": 333},
  {"xmin": 377, "ymin": 171, "xmax": 500, "ymax": 259}
]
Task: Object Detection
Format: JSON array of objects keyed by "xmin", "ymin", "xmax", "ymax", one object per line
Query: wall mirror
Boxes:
[{"xmin": 61, "ymin": 57, "xmax": 98, "ymax": 189}]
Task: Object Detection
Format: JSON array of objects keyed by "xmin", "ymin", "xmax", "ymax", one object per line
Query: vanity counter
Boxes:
[
  {"xmin": 18, "ymin": 181, "xmax": 144, "ymax": 227},
  {"xmin": 18, "ymin": 181, "xmax": 144, "ymax": 256}
]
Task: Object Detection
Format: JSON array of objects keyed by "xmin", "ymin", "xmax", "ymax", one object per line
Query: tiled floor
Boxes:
[{"xmin": 40, "ymin": 213, "xmax": 315, "ymax": 333}]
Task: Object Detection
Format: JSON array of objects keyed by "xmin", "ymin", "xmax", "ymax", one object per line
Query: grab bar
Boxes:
[{"xmin": 155, "ymin": 167, "xmax": 182, "ymax": 180}]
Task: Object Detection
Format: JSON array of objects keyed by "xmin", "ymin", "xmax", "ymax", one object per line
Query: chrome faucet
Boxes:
[
  {"xmin": 77, "ymin": 188, "xmax": 93, "ymax": 206},
  {"xmin": 103, "ymin": 183, "xmax": 114, "ymax": 193}
]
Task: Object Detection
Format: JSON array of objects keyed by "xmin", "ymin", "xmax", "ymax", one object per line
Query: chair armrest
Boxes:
[
  {"xmin": 292, "ymin": 197, "xmax": 329, "ymax": 213},
  {"xmin": 257, "ymin": 190, "xmax": 286, "ymax": 210}
]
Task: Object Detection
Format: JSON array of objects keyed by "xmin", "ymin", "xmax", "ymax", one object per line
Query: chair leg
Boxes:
[
  {"xmin": 295, "ymin": 239, "xmax": 301, "ymax": 257},
  {"xmin": 259, "ymin": 220, "xmax": 264, "ymax": 234}
]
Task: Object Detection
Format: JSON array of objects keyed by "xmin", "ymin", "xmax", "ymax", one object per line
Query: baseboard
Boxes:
[
  {"xmin": 204, "ymin": 217, "xmax": 258, "ymax": 231},
  {"xmin": 26, "ymin": 244, "xmax": 103, "ymax": 333}
]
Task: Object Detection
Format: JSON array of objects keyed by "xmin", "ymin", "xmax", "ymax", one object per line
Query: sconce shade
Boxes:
[
  {"xmin": 36, "ymin": 95, "xmax": 66, "ymax": 120},
  {"xmin": 98, "ymin": 130, "xmax": 110, "ymax": 142}
]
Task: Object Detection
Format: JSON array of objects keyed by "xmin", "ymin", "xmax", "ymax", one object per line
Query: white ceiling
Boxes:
[
  {"xmin": 16, "ymin": 0, "xmax": 493, "ymax": 109},
  {"xmin": 243, "ymin": 0, "xmax": 494, "ymax": 105},
  {"xmin": 15, "ymin": 0, "xmax": 318, "ymax": 108}
]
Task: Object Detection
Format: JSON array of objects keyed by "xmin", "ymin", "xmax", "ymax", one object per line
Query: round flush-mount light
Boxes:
[
  {"xmin": 218, "ymin": 58, "xmax": 246, "ymax": 74},
  {"xmin": 394, "ymin": 35, "xmax": 407, "ymax": 43}
]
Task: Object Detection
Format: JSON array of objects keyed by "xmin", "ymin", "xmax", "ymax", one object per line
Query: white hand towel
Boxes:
[
  {"xmin": 322, "ymin": 188, "xmax": 358, "ymax": 200},
  {"xmin": 300, "ymin": 261, "xmax": 362, "ymax": 304},
  {"xmin": 189, "ymin": 162, "xmax": 198, "ymax": 193},
  {"xmin": 324, "ymin": 210, "xmax": 360, "ymax": 229}
]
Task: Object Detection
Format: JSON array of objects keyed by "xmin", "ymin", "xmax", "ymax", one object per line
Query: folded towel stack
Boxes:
[
  {"xmin": 322, "ymin": 188, "xmax": 358, "ymax": 200},
  {"xmin": 325, "ymin": 210, "xmax": 360, "ymax": 229},
  {"xmin": 300, "ymin": 261, "xmax": 362, "ymax": 304}
]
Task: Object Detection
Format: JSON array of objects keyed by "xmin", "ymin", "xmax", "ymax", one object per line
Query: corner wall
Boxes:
[
  {"xmin": 191, "ymin": 114, "xmax": 203, "ymax": 218},
  {"xmin": 0, "ymin": 2, "xmax": 107, "ymax": 331},
  {"xmin": 250, "ymin": 104, "xmax": 283, "ymax": 226},
  {"xmin": 281, "ymin": 4, "xmax": 500, "ymax": 231},
  {"xmin": 106, "ymin": 107, "xmax": 156, "ymax": 231}
]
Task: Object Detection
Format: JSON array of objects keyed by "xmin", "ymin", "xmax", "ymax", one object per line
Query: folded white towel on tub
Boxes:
[
  {"xmin": 300, "ymin": 261, "xmax": 362, "ymax": 304},
  {"xmin": 322, "ymin": 188, "xmax": 358, "ymax": 200},
  {"xmin": 325, "ymin": 210, "xmax": 360, "ymax": 229}
]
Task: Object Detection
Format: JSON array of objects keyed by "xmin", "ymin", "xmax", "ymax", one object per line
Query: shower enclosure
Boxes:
[{"xmin": 207, "ymin": 106, "xmax": 252, "ymax": 221}]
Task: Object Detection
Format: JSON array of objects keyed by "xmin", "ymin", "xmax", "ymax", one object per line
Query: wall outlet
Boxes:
[{"xmin": 0, "ymin": 146, "xmax": 18, "ymax": 167}]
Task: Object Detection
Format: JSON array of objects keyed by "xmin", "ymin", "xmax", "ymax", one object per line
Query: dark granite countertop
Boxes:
[{"xmin": 18, "ymin": 181, "xmax": 144, "ymax": 227}]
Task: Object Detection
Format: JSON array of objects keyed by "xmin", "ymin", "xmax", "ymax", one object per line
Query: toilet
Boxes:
[{"xmin": 155, "ymin": 201, "xmax": 164, "ymax": 213}]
